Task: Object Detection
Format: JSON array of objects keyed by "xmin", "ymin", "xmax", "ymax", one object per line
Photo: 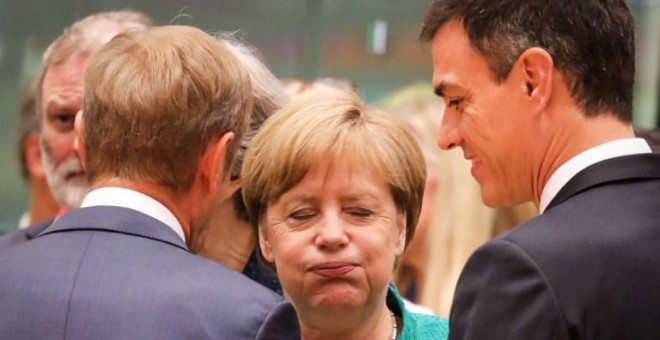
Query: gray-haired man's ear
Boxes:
[{"xmin": 74, "ymin": 110, "xmax": 86, "ymax": 170}]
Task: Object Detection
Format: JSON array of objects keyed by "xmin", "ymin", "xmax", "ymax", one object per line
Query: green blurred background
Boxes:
[{"xmin": 0, "ymin": 0, "xmax": 658, "ymax": 231}]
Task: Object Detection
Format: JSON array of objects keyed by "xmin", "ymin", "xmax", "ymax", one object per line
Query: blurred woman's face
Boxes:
[{"xmin": 260, "ymin": 157, "xmax": 406, "ymax": 314}]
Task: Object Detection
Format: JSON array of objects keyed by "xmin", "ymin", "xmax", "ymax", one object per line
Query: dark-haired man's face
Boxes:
[{"xmin": 431, "ymin": 20, "xmax": 535, "ymax": 208}]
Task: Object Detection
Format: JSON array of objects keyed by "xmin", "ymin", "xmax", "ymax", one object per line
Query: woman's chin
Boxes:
[{"xmin": 305, "ymin": 285, "xmax": 366, "ymax": 311}]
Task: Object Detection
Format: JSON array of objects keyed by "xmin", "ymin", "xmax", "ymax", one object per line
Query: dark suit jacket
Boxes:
[
  {"xmin": 243, "ymin": 251, "xmax": 283, "ymax": 295},
  {"xmin": 0, "ymin": 206, "xmax": 300, "ymax": 339},
  {"xmin": 0, "ymin": 217, "xmax": 54, "ymax": 249},
  {"xmin": 449, "ymin": 154, "xmax": 660, "ymax": 340}
]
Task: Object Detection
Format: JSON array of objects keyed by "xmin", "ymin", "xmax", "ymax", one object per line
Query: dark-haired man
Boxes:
[{"xmin": 421, "ymin": 0, "xmax": 660, "ymax": 338}]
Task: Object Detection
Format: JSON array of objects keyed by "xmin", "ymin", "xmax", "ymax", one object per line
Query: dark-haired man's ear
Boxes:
[{"xmin": 516, "ymin": 47, "xmax": 554, "ymax": 115}]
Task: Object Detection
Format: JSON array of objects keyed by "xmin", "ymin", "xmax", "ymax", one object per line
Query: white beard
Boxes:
[{"xmin": 41, "ymin": 150, "xmax": 89, "ymax": 210}]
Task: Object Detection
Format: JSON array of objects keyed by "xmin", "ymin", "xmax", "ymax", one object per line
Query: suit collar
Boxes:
[
  {"xmin": 25, "ymin": 218, "xmax": 55, "ymax": 240},
  {"xmin": 81, "ymin": 187, "xmax": 186, "ymax": 243},
  {"xmin": 39, "ymin": 206, "xmax": 189, "ymax": 252},
  {"xmin": 540, "ymin": 138, "xmax": 651, "ymax": 212},
  {"xmin": 546, "ymin": 153, "xmax": 660, "ymax": 212}
]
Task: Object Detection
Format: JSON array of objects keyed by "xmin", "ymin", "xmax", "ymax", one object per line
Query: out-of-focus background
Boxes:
[{"xmin": 0, "ymin": 0, "xmax": 658, "ymax": 231}]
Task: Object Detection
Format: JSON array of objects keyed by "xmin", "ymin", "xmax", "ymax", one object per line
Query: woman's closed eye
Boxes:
[
  {"xmin": 289, "ymin": 209, "xmax": 316, "ymax": 221},
  {"xmin": 345, "ymin": 208, "xmax": 373, "ymax": 218}
]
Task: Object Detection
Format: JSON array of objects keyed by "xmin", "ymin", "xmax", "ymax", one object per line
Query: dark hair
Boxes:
[{"xmin": 420, "ymin": 0, "xmax": 635, "ymax": 122}]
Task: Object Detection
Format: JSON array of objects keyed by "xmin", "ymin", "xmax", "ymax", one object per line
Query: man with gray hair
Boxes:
[
  {"xmin": 38, "ymin": 10, "xmax": 151, "ymax": 210},
  {"xmin": 0, "ymin": 10, "xmax": 152, "ymax": 249}
]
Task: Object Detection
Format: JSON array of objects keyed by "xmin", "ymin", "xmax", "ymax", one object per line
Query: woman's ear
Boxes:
[
  {"xmin": 258, "ymin": 221, "xmax": 274, "ymax": 263},
  {"xmin": 394, "ymin": 215, "xmax": 407, "ymax": 258}
]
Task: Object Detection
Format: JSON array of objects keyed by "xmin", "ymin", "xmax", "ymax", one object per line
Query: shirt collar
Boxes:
[
  {"xmin": 81, "ymin": 187, "xmax": 186, "ymax": 242},
  {"xmin": 539, "ymin": 138, "xmax": 651, "ymax": 214},
  {"xmin": 18, "ymin": 212, "xmax": 31, "ymax": 229}
]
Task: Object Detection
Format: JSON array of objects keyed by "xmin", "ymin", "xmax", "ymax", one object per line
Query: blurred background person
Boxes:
[
  {"xmin": 378, "ymin": 84, "xmax": 443, "ymax": 307},
  {"xmin": 38, "ymin": 10, "xmax": 152, "ymax": 211},
  {"xmin": 379, "ymin": 83, "xmax": 537, "ymax": 317},
  {"xmin": 0, "ymin": 10, "xmax": 152, "ymax": 248},
  {"xmin": 191, "ymin": 34, "xmax": 288, "ymax": 294},
  {"xmin": 636, "ymin": 128, "xmax": 660, "ymax": 152},
  {"xmin": 0, "ymin": 77, "xmax": 59, "ymax": 245},
  {"xmin": 280, "ymin": 77, "xmax": 357, "ymax": 98},
  {"xmin": 242, "ymin": 88, "xmax": 449, "ymax": 339},
  {"xmin": 15, "ymin": 76, "xmax": 59, "ymax": 228}
]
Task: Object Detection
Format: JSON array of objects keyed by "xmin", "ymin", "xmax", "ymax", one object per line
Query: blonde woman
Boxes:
[{"xmin": 242, "ymin": 88, "xmax": 448, "ymax": 339}]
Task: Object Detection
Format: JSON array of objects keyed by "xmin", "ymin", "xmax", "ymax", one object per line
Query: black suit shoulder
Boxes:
[
  {"xmin": 450, "ymin": 155, "xmax": 660, "ymax": 339},
  {"xmin": 450, "ymin": 236, "xmax": 569, "ymax": 340}
]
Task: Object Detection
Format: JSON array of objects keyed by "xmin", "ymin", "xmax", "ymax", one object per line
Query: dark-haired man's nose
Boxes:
[{"xmin": 437, "ymin": 112, "xmax": 462, "ymax": 150}]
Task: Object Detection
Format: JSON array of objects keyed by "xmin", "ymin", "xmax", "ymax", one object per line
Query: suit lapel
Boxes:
[
  {"xmin": 39, "ymin": 206, "xmax": 189, "ymax": 252},
  {"xmin": 25, "ymin": 218, "xmax": 55, "ymax": 240},
  {"xmin": 546, "ymin": 153, "xmax": 660, "ymax": 212}
]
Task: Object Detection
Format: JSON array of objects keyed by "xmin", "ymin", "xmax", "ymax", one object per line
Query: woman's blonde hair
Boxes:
[{"xmin": 242, "ymin": 88, "xmax": 427, "ymax": 266}]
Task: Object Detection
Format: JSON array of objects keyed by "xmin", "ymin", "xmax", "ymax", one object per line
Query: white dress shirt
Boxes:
[
  {"xmin": 539, "ymin": 138, "xmax": 652, "ymax": 213},
  {"xmin": 81, "ymin": 187, "xmax": 186, "ymax": 242},
  {"xmin": 18, "ymin": 212, "xmax": 31, "ymax": 229}
]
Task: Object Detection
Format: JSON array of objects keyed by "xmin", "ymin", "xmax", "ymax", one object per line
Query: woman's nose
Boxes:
[{"xmin": 314, "ymin": 213, "xmax": 349, "ymax": 251}]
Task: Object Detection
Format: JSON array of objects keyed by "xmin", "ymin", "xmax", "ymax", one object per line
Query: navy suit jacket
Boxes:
[
  {"xmin": 0, "ymin": 206, "xmax": 300, "ymax": 339},
  {"xmin": 449, "ymin": 154, "xmax": 660, "ymax": 339}
]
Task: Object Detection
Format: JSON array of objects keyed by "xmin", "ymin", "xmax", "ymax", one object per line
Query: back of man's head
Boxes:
[{"xmin": 83, "ymin": 25, "xmax": 253, "ymax": 192}]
